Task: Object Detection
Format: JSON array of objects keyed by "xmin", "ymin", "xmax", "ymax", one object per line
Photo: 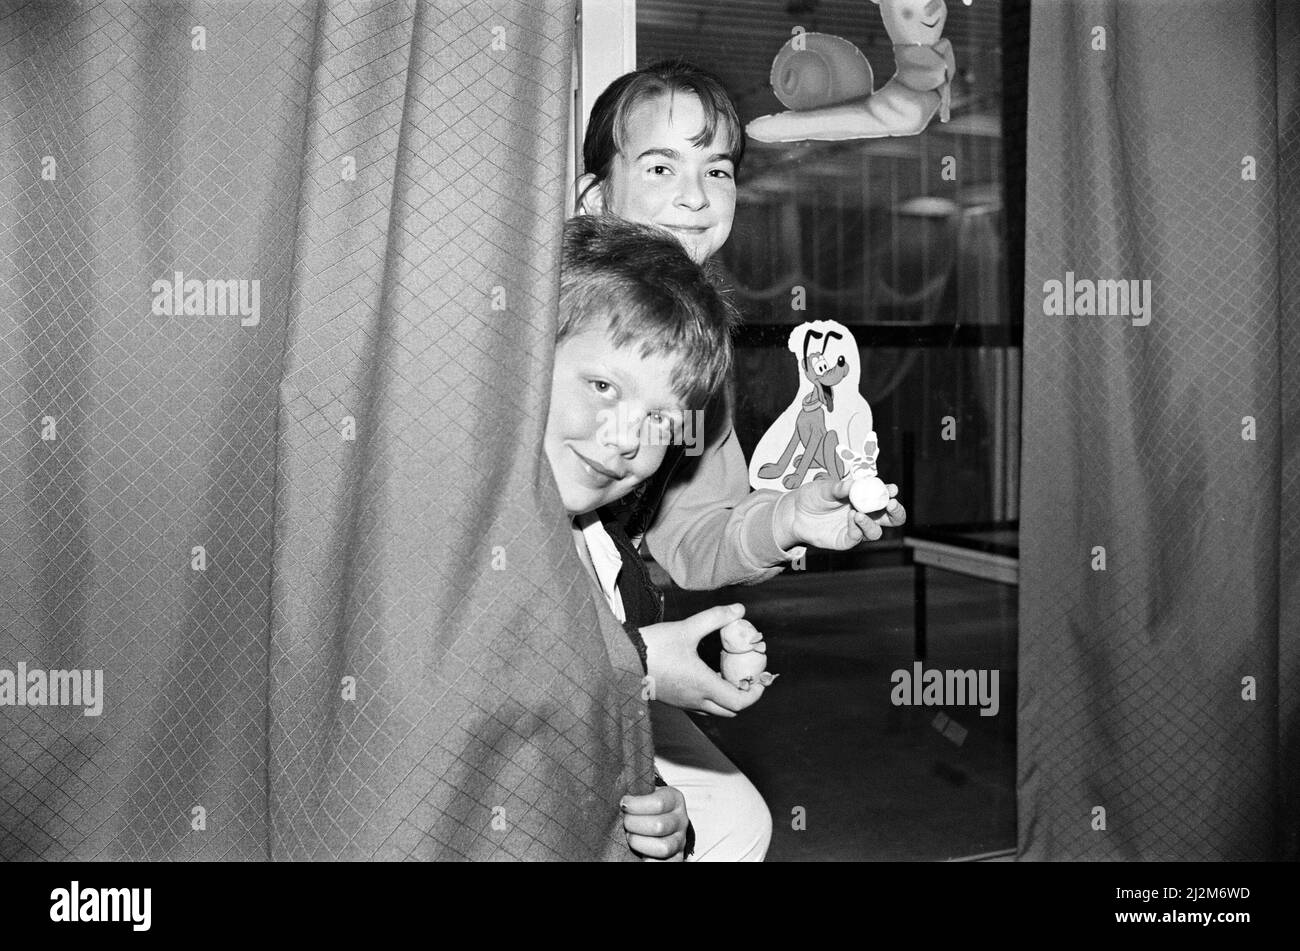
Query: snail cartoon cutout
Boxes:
[
  {"xmin": 749, "ymin": 320, "xmax": 891, "ymax": 515},
  {"xmin": 747, "ymin": 0, "xmax": 956, "ymax": 143}
]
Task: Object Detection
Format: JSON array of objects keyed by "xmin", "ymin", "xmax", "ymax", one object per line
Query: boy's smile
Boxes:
[
  {"xmin": 600, "ymin": 92, "xmax": 737, "ymax": 263},
  {"xmin": 545, "ymin": 328, "xmax": 685, "ymax": 517}
]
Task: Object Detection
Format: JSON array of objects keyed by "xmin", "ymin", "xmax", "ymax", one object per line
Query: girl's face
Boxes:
[{"xmin": 595, "ymin": 92, "xmax": 737, "ymax": 263}]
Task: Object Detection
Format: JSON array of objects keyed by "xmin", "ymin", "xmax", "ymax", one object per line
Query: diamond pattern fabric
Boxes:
[
  {"xmin": 1019, "ymin": 0, "xmax": 1298, "ymax": 860},
  {"xmin": 0, "ymin": 0, "xmax": 653, "ymax": 862}
]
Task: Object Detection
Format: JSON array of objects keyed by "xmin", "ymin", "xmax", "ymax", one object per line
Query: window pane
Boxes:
[
  {"xmin": 636, "ymin": 0, "xmax": 1025, "ymax": 863},
  {"xmin": 636, "ymin": 0, "xmax": 1022, "ymax": 530}
]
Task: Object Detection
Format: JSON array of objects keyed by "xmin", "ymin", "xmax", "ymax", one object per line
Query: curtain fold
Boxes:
[
  {"xmin": 1019, "ymin": 0, "xmax": 1298, "ymax": 860},
  {"xmin": 1, "ymin": 0, "xmax": 652, "ymax": 862}
]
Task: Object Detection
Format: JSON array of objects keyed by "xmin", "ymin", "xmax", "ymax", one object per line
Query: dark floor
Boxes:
[{"xmin": 663, "ymin": 564, "xmax": 1018, "ymax": 862}]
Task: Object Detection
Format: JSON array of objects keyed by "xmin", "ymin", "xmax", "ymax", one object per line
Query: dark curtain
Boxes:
[
  {"xmin": 1019, "ymin": 0, "xmax": 1298, "ymax": 859},
  {"xmin": 1, "ymin": 0, "xmax": 653, "ymax": 861}
]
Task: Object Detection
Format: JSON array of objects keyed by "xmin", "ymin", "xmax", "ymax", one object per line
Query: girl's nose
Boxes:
[{"xmin": 674, "ymin": 174, "xmax": 709, "ymax": 211}]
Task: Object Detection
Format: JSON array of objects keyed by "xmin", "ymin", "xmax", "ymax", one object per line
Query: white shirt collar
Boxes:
[{"xmin": 574, "ymin": 511, "xmax": 626, "ymax": 623}]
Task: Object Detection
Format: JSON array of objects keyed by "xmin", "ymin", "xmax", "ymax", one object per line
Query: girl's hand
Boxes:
[
  {"xmin": 622, "ymin": 786, "xmax": 689, "ymax": 861},
  {"xmin": 774, "ymin": 476, "xmax": 906, "ymax": 551}
]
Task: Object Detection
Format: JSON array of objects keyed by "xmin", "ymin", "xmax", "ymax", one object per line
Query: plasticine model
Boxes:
[
  {"xmin": 747, "ymin": 0, "xmax": 956, "ymax": 142},
  {"xmin": 719, "ymin": 618, "xmax": 777, "ymax": 692}
]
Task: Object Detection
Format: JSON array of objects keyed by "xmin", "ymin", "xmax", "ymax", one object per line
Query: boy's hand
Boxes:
[
  {"xmin": 622, "ymin": 786, "xmax": 689, "ymax": 861},
  {"xmin": 773, "ymin": 476, "xmax": 907, "ymax": 552},
  {"xmin": 640, "ymin": 604, "xmax": 768, "ymax": 716}
]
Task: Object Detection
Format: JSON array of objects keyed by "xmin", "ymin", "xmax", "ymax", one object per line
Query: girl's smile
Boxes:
[{"xmin": 595, "ymin": 92, "xmax": 737, "ymax": 263}]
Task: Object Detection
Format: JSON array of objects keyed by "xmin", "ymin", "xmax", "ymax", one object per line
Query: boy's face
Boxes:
[
  {"xmin": 600, "ymin": 92, "xmax": 737, "ymax": 263},
  {"xmin": 545, "ymin": 326, "xmax": 685, "ymax": 517}
]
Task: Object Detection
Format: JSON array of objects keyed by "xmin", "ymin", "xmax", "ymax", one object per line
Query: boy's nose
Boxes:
[
  {"xmin": 614, "ymin": 430, "xmax": 640, "ymax": 456},
  {"xmin": 603, "ymin": 416, "xmax": 642, "ymax": 456}
]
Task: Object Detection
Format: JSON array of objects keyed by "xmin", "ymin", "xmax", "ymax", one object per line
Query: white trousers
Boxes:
[{"xmin": 650, "ymin": 701, "xmax": 772, "ymax": 862}]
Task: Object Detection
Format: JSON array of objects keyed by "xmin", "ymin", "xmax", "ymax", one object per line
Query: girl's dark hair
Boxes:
[
  {"xmin": 559, "ymin": 215, "xmax": 738, "ymax": 412},
  {"xmin": 578, "ymin": 58, "xmax": 745, "ymax": 211}
]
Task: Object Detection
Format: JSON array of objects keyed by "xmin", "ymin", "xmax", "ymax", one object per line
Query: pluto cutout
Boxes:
[{"xmin": 749, "ymin": 320, "xmax": 884, "ymax": 499}]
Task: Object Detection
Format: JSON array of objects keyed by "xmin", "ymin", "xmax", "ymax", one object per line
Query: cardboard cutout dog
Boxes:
[
  {"xmin": 747, "ymin": 0, "xmax": 956, "ymax": 142},
  {"xmin": 750, "ymin": 321, "xmax": 883, "ymax": 497}
]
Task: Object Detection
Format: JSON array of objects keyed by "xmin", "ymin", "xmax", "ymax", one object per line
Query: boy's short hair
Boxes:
[{"xmin": 560, "ymin": 215, "xmax": 737, "ymax": 411}]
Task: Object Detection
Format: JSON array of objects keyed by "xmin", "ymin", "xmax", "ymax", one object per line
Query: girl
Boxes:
[{"xmin": 574, "ymin": 60, "xmax": 908, "ymax": 861}]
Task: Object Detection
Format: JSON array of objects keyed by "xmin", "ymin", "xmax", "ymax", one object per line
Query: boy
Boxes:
[{"xmin": 547, "ymin": 215, "xmax": 773, "ymax": 859}]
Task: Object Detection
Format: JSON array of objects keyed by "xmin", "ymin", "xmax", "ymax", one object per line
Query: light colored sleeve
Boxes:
[{"xmin": 642, "ymin": 423, "xmax": 807, "ymax": 591}]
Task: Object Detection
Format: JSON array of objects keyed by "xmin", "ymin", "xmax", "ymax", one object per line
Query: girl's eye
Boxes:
[
  {"xmin": 649, "ymin": 165, "xmax": 672, "ymax": 175},
  {"xmin": 590, "ymin": 379, "xmax": 613, "ymax": 396},
  {"xmin": 708, "ymin": 167, "xmax": 734, "ymax": 179}
]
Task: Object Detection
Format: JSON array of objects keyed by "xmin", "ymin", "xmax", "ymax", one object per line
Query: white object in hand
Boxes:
[
  {"xmin": 720, "ymin": 618, "xmax": 774, "ymax": 690},
  {"xmin": 849, "ymin": 475, "xmax": 890, "ymax": 513},
  {"xmin": 721, "ymin": 649, "xmax": 768, "ymax": 690}
]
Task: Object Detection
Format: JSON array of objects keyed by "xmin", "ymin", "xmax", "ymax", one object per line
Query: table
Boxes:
[{"xmin": 902, "ymin": 522, "xmax": 1019, "ymax": 659}]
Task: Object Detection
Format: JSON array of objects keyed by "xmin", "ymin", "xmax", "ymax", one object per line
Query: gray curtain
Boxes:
[
  {"xmin": 0, "ymin": 0, "xmax": 653, "ymax": 861},
  {"xmin": 1019, "ymin": 0, "xmax": 1298, "ymax": 859}
]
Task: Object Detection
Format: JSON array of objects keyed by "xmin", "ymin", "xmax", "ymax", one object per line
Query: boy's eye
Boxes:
[
  {"xmin": 649, "ymin": 164, "xmax": 673, "ymax": 175},
  {"xmin": 589, "ymin": 379, "xmax": 614, "ymax": 396},
  {"xmin": 708, "ymin": 167, "xmax": 734, "ymax": 179},
  {"xmin": 649, "ymin": 412, "xmax": 680, "ymax": 435}
]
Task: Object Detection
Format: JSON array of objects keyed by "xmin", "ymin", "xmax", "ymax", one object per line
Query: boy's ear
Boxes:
[{"xmin": 575, "ymin": 173, "xmax": 606, "ymax": 215}]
